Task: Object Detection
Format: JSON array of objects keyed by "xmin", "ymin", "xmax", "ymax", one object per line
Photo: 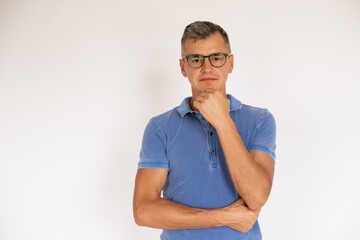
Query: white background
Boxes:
[{"xmin": 1, "ymin": 0, "xmax": 360, "ymax": 239}]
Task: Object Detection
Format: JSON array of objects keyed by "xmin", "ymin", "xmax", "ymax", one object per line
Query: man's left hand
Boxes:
[{"xmin": 193, "ymin": 89, "xmax": 231, "ymax": 129}]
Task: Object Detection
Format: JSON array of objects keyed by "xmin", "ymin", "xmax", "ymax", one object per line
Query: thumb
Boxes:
[{"xmin": 193, "ymin": 100, "xmax": 200, "ymax": 109}]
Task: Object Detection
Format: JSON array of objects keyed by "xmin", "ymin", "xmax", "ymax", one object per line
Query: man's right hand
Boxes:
[{"xmin": 223, "ymin": 198, "xmax": 261, "ymax": 233}]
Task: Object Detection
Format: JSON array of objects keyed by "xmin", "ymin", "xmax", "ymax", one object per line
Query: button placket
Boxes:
[
  {"xmin": 209, "ymin": 126, "xmax": 217, "ymax": 168},
  {"xmin": 194, "ymin": 113, "xmax": 218, "ymax": 168},
  {"xmin": 195, "ymin": 113, "xmax": 210, "ymax": 129}
]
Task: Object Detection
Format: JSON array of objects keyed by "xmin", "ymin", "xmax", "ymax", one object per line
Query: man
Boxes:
[{"xmin": 133, "ymin": 21, "xmax": 276, "ymax": 240}]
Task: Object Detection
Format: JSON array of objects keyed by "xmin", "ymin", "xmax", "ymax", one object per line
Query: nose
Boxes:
[{"xmin": 200, "ymin": 57, "xmax": 213, "ymax": 73}]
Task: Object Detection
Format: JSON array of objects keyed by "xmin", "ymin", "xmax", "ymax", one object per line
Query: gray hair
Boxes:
[{"xmin": 181, "ymin": 21, "xmax": 231, "ymax": 56}]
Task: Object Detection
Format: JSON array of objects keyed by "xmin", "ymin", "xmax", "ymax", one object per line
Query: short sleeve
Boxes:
[
  {"xmin": 138, "ymin": 117, "xmax": 169, "ymax": 169},
  {"xmin": 248, "ymin": 110, "xmax": 277, "ymax": 160}
]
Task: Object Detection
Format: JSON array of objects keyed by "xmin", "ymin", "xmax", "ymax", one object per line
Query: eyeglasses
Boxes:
[{"xmin": 182, "ymin": 53, "xmax": 232, "ymax": 68}]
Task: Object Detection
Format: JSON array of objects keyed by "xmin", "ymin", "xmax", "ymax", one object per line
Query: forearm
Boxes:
[
  {"xmin": 216, "ymin": 117, "xmax": 272, "ymax": 210},
  {"xmin": 133, "ymin": 168, "xmax": 260, "ymax": 233},
  {"xmin": 134, "ymin": 197, "xmax": 226, "ymax": 230}
]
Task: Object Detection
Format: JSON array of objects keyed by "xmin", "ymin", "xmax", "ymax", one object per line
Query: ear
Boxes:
[
  {"xmin": 228, "ymin": 54, "xmax": 234, "ymax": 74},
  {"xmin": 179, "ymin": 58, "xmax": 187, "ymax": 77}
]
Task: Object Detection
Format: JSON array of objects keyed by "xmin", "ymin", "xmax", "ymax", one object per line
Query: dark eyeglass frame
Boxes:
[{"xmin": 182, "ymin": 53, "xmax": 232, "ymax": 68}]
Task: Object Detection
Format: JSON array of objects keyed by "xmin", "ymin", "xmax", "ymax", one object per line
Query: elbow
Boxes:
[
  {"xmin": 133, "ymin": 197, "xmax": 161, "ymax": 227},
  {"xmin": 246, "ymin": 192, "xmax": 270, "ymax": 211},
  {"xmin": 246, "ymin": 183, "xmax": 272, "ymax": 210},
  {"xmin": 133, "ymin": 211, "xmax": 143, "ymax": 226},
  {"xmin": 247, "ymin": 199, "xmax": 266, "ymax": 211},
  {"xmin": 133, "ymin": 204, "xmax": 147, "ymax": 226}
]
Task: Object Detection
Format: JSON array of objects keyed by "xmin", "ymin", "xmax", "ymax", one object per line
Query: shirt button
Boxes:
[
  {"xmin": 200, "ymin": 117, "xmax": 204, "ymax": 121},
  {"xmin": 210, "ymin": 131, "xmax": 213, "ymax": 136},
  {"xmin": 210, "ymin": 149, "xmax": 214, "ymax": 154}
]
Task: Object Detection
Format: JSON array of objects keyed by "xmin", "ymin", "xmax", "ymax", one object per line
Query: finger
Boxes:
[
  {"xmin": 196, "ymin": 96, "xmax": 205, "ymax": 103},
  {"xmin": 193, "ymin": 101, "xmax": 200, "ymax": 108},
  {"xmin": 200, "ymin": 92, "xmax": 209, "ymax": 98}
]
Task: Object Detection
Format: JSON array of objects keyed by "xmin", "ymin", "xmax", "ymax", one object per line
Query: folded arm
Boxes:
[
  {"xmin": 133, "ymin": 168, "xmax": 260, "ymax": 232},
  {"xmin": 216, "ymin": 120, "xmax": 275, "ymax": 210},
  {"xmin": 193, "ymin": 89, "xmax": 275, "ymax": 211}
]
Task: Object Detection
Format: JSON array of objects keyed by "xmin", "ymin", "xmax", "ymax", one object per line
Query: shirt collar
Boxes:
[{"xmin": 177, "ymin": 94, "xmax": 242, "ymax": 117}]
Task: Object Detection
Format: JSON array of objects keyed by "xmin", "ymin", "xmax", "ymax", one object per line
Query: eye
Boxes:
[
  {"xmin": 211, "ymin": 54, "xmax": 224, "ymax": 61},
  {"xmin": 189, "ymin": 55, "xmax": 203, "ymax": 63}
]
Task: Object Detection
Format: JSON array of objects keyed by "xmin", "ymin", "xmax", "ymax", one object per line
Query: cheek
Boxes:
[{"xmin": 187, "ymin": 70, "xmax": 198, "ymax": 79}]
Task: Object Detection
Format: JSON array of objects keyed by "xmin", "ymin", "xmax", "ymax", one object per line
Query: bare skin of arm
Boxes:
[
  {"xmin": 133, "ymin": 168, "xmax": 260, "ymax": 232},
  {"xmin": 193, "ymin": 89, "xmax": 275, "ymax": 210}
]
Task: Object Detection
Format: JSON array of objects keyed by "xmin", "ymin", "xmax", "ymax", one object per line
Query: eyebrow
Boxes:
[{"xmin": 186, "ymin": 52, "xmax": 224, "ymax": 56}]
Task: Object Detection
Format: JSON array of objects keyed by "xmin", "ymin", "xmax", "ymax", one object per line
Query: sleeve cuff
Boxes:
[
  {"xmin": 138, "ymin": 162, "xmax": 169, "ymax": 170},
  {"xmin": 248, "ymin": 145, "xmax": 276, "ymax": 161}
]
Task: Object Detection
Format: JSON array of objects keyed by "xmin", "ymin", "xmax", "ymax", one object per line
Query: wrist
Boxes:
[
  {"xmin": 211, "ymin": 206, "xmax": 234, "ymax": 227},
  {"xmin": 214, "ymin": 115, "xmax": 235, "ymax": 133},
  {"xmin": 205, "ymin": 208, "xmax": 229, "ymax": 228}
]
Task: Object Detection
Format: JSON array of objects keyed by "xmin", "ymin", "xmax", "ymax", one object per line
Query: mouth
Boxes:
[{"xmin": 200, "ymin": 77, "xmax": 217, "ymax": 82}]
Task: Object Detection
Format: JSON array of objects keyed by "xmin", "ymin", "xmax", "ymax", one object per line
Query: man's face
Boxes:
[{"xmin": 180, "ymin": 31, "xmax": 234, "ymax": 98}]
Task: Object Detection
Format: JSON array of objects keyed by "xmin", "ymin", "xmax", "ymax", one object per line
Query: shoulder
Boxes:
[
  {"xmin": 145, "ymin": 105, "xmax": 183, "ymax": 137},
  {"xmin": 228, "ymin": 94, "xmax": 274, "ymax": 122},
  {"xmin": 241, "ymin": 103, "xmax": 270, "ymax": 115},
  {"xmin": 232, "ymin": 102, "xmax": 274, "ymax": 125},
  {"xmin": 151, "ymin": 106, "xmax": 181, "ymax": 126}
]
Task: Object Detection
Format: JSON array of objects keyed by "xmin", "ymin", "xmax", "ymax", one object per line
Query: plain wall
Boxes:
[{"xmin": 1, "ymin": 0, "xmax": 359, "ymax": 239}]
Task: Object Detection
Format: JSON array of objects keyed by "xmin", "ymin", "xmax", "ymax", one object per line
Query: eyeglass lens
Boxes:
[{"xmin": 188, "ymin": 54, "xmax": 227, "ymax": 68}]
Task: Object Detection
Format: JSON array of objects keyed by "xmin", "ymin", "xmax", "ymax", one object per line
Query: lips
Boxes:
[{"xmin": 200, "ymin": 77, "xmax": 217, "ymax": 82}]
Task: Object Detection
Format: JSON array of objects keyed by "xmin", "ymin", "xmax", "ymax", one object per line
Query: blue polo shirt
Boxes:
[{"xmin": 138, "ymin": 94, "xmax": 276, "ymax": 240}]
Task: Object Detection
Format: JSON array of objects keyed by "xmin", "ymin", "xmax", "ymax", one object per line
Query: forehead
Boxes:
[{"xmin": 183, "ymin": 32, "xmax": 229, "ymax": 56}]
